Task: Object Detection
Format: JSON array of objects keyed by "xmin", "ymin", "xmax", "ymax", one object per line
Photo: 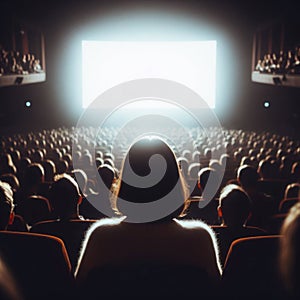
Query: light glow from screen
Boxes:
[{"xmin": 82, "ymin": 41, "xmax": 216, "ymax": 109}]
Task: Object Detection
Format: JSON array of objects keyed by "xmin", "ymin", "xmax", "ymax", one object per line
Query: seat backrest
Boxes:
[
  {"xmin": 211, "ymin": 225, "xmax": 266, "ymax": 266},
  {"xmin": 185, "ymin": 197, "xmax": 219, "ymax": 225},
  {"xmin": 222, "ymin": 235, "xmax": 287, "ymax": 299},
  {"xmin": 265, "ymin": 213, "xmax": 288, "ymax": 234},
  {"xmin": 0, "ymin": 231, "xmax": 73, "ymax": 300},
  {"xmin": 21, "ymin": 195, "xmax": 52, "ymax": 226},
  {"xmin": 30, "ymin": 219, "xmax": 96, "ymax": 272},
  {"xmin": 278, "ymin": 197, "xmax": 299, "ymax": 214},
  {"xmin": 257, "ymin": 179, "xmax": 289, "ymax": 204},
  {"xmin": 7, "ymin": 214, "xmax": 28, "ymax": 232}
]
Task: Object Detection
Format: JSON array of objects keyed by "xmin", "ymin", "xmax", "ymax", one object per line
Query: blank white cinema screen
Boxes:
[{"xmin": 82, "ymin": 41, "xmax": 216, "ymax": 108}]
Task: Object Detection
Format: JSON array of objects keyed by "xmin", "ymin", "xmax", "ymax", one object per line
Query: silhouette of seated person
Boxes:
[
  {"xmin": 21, "ymin": 195, "xmax": 52, "ymax": 229},
  {"xmin": 77, "ymin": 164, "xmax": 116, "ymax": 219},
  {"xmin": 278, "ymin": 183, "xmax": 300, "ymax": 213},
  {"xmin": 15, "ymin": 163, "xmax": 47, "ymax": 216},
  {"xmin": 285, "ymin": 182, "xmax": 300, "ymax": 199},
  {"xmin": 56, "ymin": 159, "xmax": 69, "ymax": 175},
  {"xmin": 0, "ymin": 174, "xmax": 20, "ymax": 195},
  {"xmin": 257, "ymin": 158, "xmax": 287, "ymax": 204},
  {"xmin": 219, "ymin": 153, "xmax": 234, "ymax": 184},
  {"xmin": 0, "ymin": 181, "xmax": 15, "ymax": 231},
  {"xmin": 200, "ymin": 148, "xmax": 212, "ymax": 168},
  {"xmin": 30, "ymin": 173, "xmax": 95, "ymax": 272},
  {"xmin": 184, "ymin": 167, "xmax": 220, "ymax": 225},
  {"xmin": 75, "ymin": 136, "xmax": 222, "ymax": 298},
  {"xmin": 0, "ymin": 174, "xmax": 27, "ymax": 232},
  {"xmin": 290, "ymin": 162, "xmax": 300, "ymax": 183},
  {"xmin": 177, "ymin": 156, "xmax": 189, "ymax": 181},
  {"xmin": 279, "ymin": 202, "xmax": 300, "ymax": 300},
  {"xmin": 187, "ymin": 162, "xmax": 201, "ymax": 196},
  {"xmin": 258, "ymin": 158, "xmax": 280, "ymax": 180},
  {"xmin": 213, "ymin": 184, "xmax": 266, "ymax": 266},
  {"xmin": 16, "ymin": 157, "xmax": 31, "ymax": 185},
  {"xmin": 0, "ymin": 154, "xmax": 17, "ymax": 177},
  {"xmin": 279, "ymin": 155, "xmax": 295, "ymax": 180},
  {"xmin": 39, "ymin": 159, "xmax": 56, "ymax": 198},
  {"xmin": 9, "ymin": 149, "xmax": 21, "ymax": 173},
  {"xmin": 237, "ymin": 164, "xmax": 274, "ymax": 229}
]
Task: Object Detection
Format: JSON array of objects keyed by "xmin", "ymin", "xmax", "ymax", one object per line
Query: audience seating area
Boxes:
[{"xmin": 0, "ymin": 126, "xmax": 299, "ymax": 299}]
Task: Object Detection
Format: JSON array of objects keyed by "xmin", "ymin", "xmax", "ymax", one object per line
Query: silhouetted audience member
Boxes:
[
  {"xmin": 15, "ymin": 163, "xmax": 47, "ymax": 216},
  {"xmin": 184, "ymin": 167, "xmax": 220, "ymax": 224},
  {"xmin": 48, "ymin": 173, "xmax": 83, "ymax": 220},
  {"xmin": 214, "ymin": 184, "xmax": 266, "ymax": 265},
  {"xmin": 30, "ymin": 173, "xmax": 94, "ymax": 272},
  {"xmin": 0, "ymin": 181, "xmax": 15, "ymax": 230},
  {"xmin": 0, "ymin": 154, "xmax": 17, "ymax": 176},
  {"xmin": 280, "ymin": 155, "xmax": 295, "ymax": 180},
  {"xmin": 31, "ymin": 149, "xmax": 44, "ymax": 164},
  {"xmin": 177, "ymin": 157, "xmax": 189, "ymax": 180},
  {"xmin": 17, "ymin": 157, "xmax": 31, "ymax": 184},
  {"xmin": 75, "ymin": 136, "xmax": 222, "ymax": 298},
  {"xmin": 42, "ymin": 159, "xmax": 56, "ymax": 183},
  {"xmin": 277, "ymin": 183, "xmax": 300, "ymax": 214},
  {"xmin": 284, "ymin": 183, "xmax": 300, "ymax": 199},
  {"xmin": 78, "ymin": 164, "xmax": 116, "ymax": 219},
  {"xmin": 20, "ymin": 195, "xmax": 52, "ymax": 228},
  {"xmin": 0, "ymin": 174, "xmax": 20, "ymax": 195},
  {"xmin": 258, "ymin": 158, "xmax": 280, "ymax": 180},
  {"xmin": 237, "ymin": 164, "xmax": 274, "ymax": 229},
  {"xmin": 56, "ymin": 159, "xmax": 69, "ymax": 175},
  {"xmin": 0, "ymin": 178, "xmax": 27, "ymax": 232},
  {"xmin": 290, "ymin": 162, "xmax": 300, "ymax": 183},
  {"xmin": 280, "ymin": 202, "xmax": 300, "ymax": 299}
]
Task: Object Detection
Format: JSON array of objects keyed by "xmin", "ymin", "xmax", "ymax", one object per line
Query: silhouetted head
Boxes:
[
  {"xmin": 23, "ymin": 163, "xmax": 44, "ymax": 187},
  {"xmin": 198, "ymin": 167, "xmax": 220, "ymax": 198},
  {"xmin": 291, "ymin": 162, "xmax": 300, "ymax": 182},
  {"xmin": 0, "ymin": 154, "xmax": 17, "ymax": 175},
  {"xmin": 284, "ymin": 183, "xmax": 300, "ymax": 199},
  {"xmin": 218, "ymin": 184, "xmax": 252, "ymax": 227},
  {"xmin": 21, "ymin": 195, "xmax": 51, "ymax": 226},
  {"xmin": 237, "ymin": 164, "xmax": 260, "ymax": 190},
  {"xmin": 72, "ymin": 169, "xmax": 88, "ymax": 196},
  {"xmin": 177, "ymin": 157, "xmax": 189, "ymax": 179},
  {"xmin": 0, "ymin": 174, "xmax": 20, "ymax": 194},
  {"xmin": 97, "ymin": 164, "xmax": 115, "ymax": 190},
  {"xmin": 0, "ymin": 181, "xmax": 15, "ymax": 230},
  {"xmin": 49, "ymin": 173, "xmax": 82, "ymax": 220},
  {"xmin": 112, "ymin": 136, "xmax": 189, "ymax": 222},
  {"xmin": 56, "ymin": 159, "xmax": 69, "ymax": 174},
  {"xmin": 42, "ymin": 159, "xmax": 56, "ymax": 182},
  {"xmin": 258, "ymin": 158, "xmax": 278, "ymax": 179}
]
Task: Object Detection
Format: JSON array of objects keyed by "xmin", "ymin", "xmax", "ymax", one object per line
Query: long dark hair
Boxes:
[{"xmin": 111, "ymin": 136, "xmax": 189, "ymax": 221}]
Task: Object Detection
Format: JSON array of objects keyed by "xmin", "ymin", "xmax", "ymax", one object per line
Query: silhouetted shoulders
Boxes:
[{"xmin": 75, "ymin": 217, "xmax": 221, "ymax": 283}]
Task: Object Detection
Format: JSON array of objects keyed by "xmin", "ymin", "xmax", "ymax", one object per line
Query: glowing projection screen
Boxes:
[{"xmin": 82, "ymin": 41, "xmax": 216, "ymax": 108}]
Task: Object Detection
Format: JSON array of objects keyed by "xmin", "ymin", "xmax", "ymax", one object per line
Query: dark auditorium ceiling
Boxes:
[{"xmin": 1, "ymin": 0, "xmax": 297, "ymax": 28}]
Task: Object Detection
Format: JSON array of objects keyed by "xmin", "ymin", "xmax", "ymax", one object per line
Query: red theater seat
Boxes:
[
  {"xmin": 0, "ymin": 231, "xmax": 74, "ymax": 300},
  {"xmin": 222, "ymin": 235, "xmax": 287, "ymax": 299}
]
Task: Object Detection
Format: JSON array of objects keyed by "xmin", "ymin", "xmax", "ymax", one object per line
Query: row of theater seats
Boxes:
[{"xmin": 0, "ymin": 231, "xmax": 286, "ymax": 300}]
